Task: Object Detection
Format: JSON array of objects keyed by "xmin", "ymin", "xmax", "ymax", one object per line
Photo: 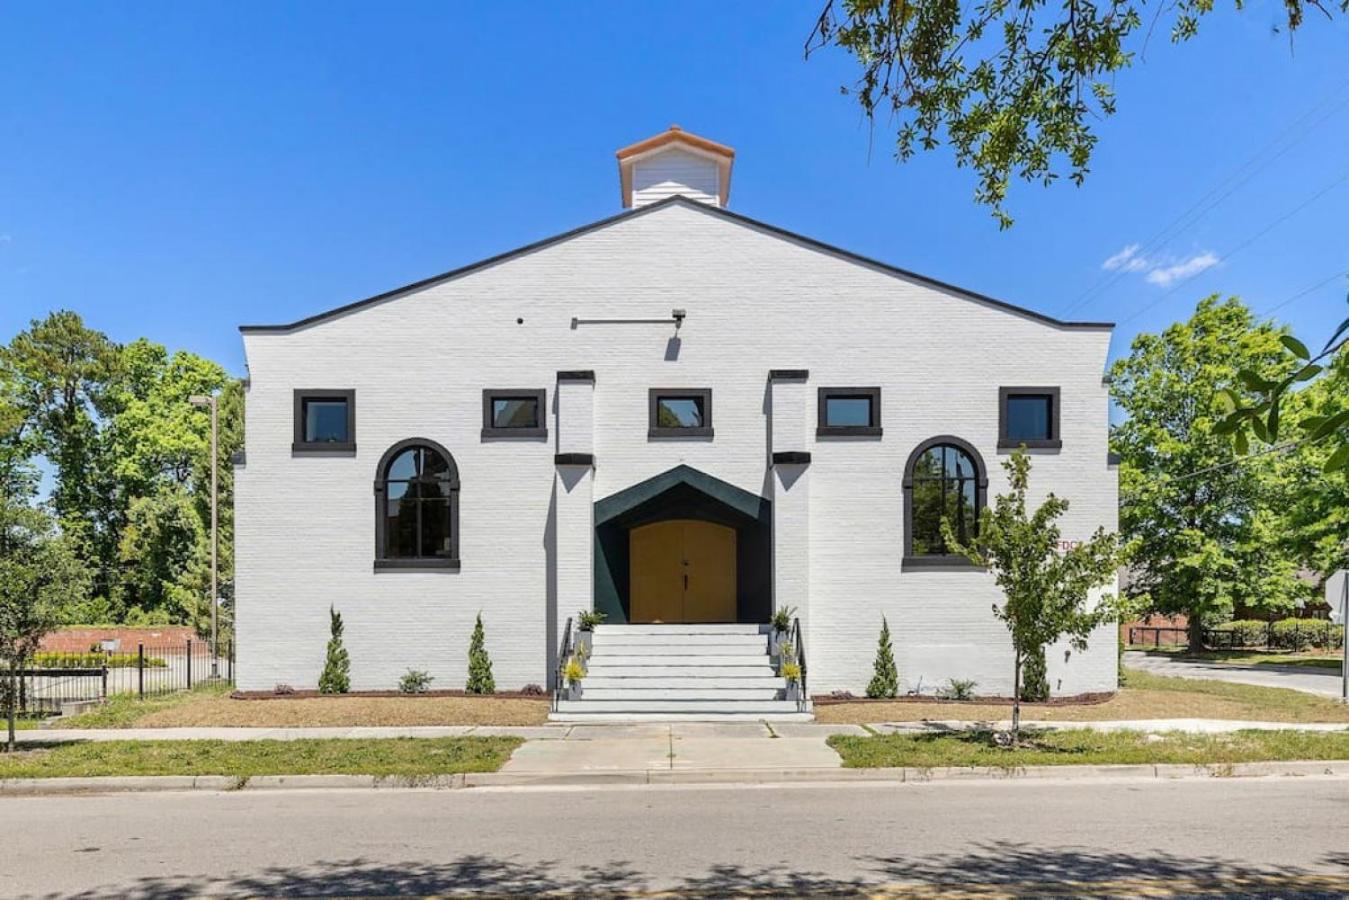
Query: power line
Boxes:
[
  {"xmin": 1115, "ymin": 167, "xmax": 1349, "ymax": 327},
  {"xmin": 1118, "ymin": 434, "xmax": 1325, "ymax": 507},
  {"xmin": 1062, "ymin": 78, "xmax": 1349, "ymax": 319},
  {"xmin": 1262, "ymin": 270, "xmax": 1349, "ymax": 317}
]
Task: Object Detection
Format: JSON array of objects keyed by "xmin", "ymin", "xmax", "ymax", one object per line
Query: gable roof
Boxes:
[{"xmin": 239, "ymin": 196, "xmax": 1114, "ymax": 334}]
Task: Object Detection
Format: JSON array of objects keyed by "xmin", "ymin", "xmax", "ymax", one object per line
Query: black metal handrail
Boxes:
[
  {"xmin": 791, "ymin": 617, "xmax": 808, "ymax": 712},
  {"xmin": 553, "ymin": 617, "xmax": 573, "ymax": 712}
]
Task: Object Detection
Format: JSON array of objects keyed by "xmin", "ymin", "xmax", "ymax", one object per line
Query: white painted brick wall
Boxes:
[{"xmin": 236, "ymin": 201, "xmax": 1117, "ymax": 697}]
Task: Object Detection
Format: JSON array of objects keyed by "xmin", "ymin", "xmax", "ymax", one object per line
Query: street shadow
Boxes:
[{"xmin": 46, "ymin": 845, "xmax": 1349, "ymax": 898}]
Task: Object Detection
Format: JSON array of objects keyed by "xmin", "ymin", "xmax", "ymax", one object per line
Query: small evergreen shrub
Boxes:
[
  {"xmin": 771, "ymin": 605, "xmax": 798, "ymax": 634},
  {"xmin": 520, "ymin": 683, "xmax": 545, "ymax": 696},
  {"xmin": 866, "ymin": 617, "xmax": 899, "ymax": 699},
  {"xmin": 577, "ymin": 610, "xmax": 607, "ymax": 631},
  {"xmin": 398, "ymin": 669, "xmax": 434, "ymax": 694},
  {"xmin": 466, "ymin": 612, "xmax": 496, "ymax": 694},
  {"xmin": 1020, "ymin": 646, "xmax": 1049, "ymax": 702},
  {"xmin": 273, "ymin": 683, "xmax": 295, "ymax": 695},
  {"xmin": 318, "ymin": 606, "xmax": 351, "ymax": 694}
]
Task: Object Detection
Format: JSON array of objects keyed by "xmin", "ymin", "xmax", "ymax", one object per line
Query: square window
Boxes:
[
  {"xmin": 649, "ymin": 389, "xmax": 713, "ymax": 438},
  {"xmin": 817, "ymin": 387, "xmax": 882, "ymax": 437},
  {"xmin": 293, "ymin": 390, "xmax": 355, "ymax": 452},
  {"xmin": 482, "ymin": 389, "xmax": 547, "ymax": 438},
  {"xmin": 999, "ymin": 387, "xmax": 1061, "ymax": 449}
]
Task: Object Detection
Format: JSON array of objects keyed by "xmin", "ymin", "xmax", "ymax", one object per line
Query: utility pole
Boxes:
[{"xmin": 189, "ymin": 393, "xmax": 219, "ymax": 678}]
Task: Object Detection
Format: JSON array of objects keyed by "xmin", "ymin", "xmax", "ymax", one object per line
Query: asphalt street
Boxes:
[{"xmin": 2, "ymin": 776, "xmax": 1347, "ymax": 897}]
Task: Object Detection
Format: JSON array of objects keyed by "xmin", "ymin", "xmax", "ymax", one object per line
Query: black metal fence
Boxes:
[{"xmin": 10, "ymin": 640, "xmax": 234, "ymax": 714}]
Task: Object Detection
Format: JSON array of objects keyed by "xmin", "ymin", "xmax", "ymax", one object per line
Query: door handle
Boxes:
[{"xmin": 683, "ymin": 574, "xmax": 688, "ymax": 590}]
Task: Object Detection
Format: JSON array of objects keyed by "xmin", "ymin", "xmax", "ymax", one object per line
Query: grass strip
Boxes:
[
  {"xmin": 827, "ymin": 728, "xmax": 1349, "ymax": 769},
  {"xmin": 52, "ymin": 682, "xmax": 234, "ymax": 729},
  {"xmin": 0, "ymin": 736, "xmax": 522, "ymax": 779}
]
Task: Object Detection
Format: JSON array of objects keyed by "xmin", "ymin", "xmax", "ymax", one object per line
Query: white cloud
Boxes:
[
  {"xmin": 1145, "ymin": 252, "xmax": 1219, "ymax": 286},
  {"xmin": 1102, "ymin": 243, "xmax": 1148, "ymax": 272}
]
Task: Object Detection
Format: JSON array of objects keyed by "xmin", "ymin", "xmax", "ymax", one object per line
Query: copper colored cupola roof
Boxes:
[{"xmin": 616, "ymin": 125, "xmax": 735, "ymax": 208}]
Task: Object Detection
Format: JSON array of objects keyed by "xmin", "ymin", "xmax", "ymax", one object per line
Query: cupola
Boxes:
[{"xmin": 616, "ymin": 125, "xmax": 735, "ymax": 209}]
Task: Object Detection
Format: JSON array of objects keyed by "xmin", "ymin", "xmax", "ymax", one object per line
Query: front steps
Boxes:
[{"xmin": 551, "ymin": 623, "xmax": 812, "ymax": 723}]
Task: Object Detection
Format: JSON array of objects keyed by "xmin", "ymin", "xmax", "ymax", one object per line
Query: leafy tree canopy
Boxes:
[{"xmin": 808, "ymin": 0, "xmax": 1345, "ymax": 226}]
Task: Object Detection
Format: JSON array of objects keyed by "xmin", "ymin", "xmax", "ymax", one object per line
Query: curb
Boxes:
[{"xmin": 3, "ymin": 760, "xmax": 1347, "ymax": 795}]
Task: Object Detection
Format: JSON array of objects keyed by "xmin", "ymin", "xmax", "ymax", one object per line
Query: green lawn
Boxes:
[
  {"xmin": 1134, "ymin": 649, "xmax": 1342, "ymax": 670},
  {"xmin": 0, "ymin": 736, "xmax": 522, "ymax": 779},
  {"xmin": 52, "ymin": 682, "xmax": 234, "ymax": 729},
  {"xmin": 828, "ymin": 728, "xmax": 1349, "ymax": 768}
]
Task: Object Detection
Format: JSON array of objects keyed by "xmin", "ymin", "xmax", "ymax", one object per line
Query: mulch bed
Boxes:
[
  {"xmin": 810, "ymin": 691, "xmax": 1117, "ymax": 707},
  {"xmin": 230, "ymin": 689, "xmax": 548, "ymax": 701}
]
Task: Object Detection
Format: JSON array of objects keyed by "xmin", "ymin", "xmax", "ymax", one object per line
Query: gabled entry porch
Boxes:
[{"xmin": 593, "ymin": 465, "xmax": 773, "ymax": 625}]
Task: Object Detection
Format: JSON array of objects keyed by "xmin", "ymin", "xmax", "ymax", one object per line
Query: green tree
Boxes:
[
  {"xmin": 1, "ymin": 502, "xmax": 91, "ymax": 750},
  {"xmin": 1110, "ymin": 297, "xmax": 1308, "ymax": 645},
  {"xmin": 466, "ymin": 612, "xmax": 495, "ymax": 694},
  {"xmin": 943, "ymin": 450, "xmax": 1125, "ymax": 737},
  {"xmin": 866, "ymin": 616, "xmax": 899, "ymax": 698},
  {"xmin": 116, "ymin": 484, "xmax": 207, "ymax": 626},
  {"xmin": 0, "ymin": 311, "xmax": 121, "ymax": 597},
  {"xmin": 807, "ymin": 0, "xmax": 1344, "ymax": 226},
  {"xmin": 318, "ymin": 606, "xmax": 351, "ymax": 694}
]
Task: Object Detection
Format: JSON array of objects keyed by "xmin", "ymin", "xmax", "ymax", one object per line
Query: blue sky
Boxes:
[{"xmin": 2, "ymin": 2, "xmax": 1347, "ymax": 378}]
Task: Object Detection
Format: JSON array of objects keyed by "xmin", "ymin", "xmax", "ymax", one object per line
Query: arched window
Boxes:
[
  {"xmin": 374, "ymin": 439, "xmax": 460, "ymax": 570},
  {"xmin": 903, "ymin": 436, "xmax": 987, "ymax": 563}
]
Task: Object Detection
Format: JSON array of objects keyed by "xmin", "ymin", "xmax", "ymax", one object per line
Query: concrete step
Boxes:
[
  {"xmin": 589, "ymin": 643, "xmax": 767, "ymax": 657},
  {"xmin": 580, "ymin": 687, "xmax": 784, "ymax": 701},
  {"xmin": 583, "ymin": 675, "xmax": 784, "ymax": 690},
  {"xmin": 585, "ymin": 661, "xmax": 777, "ymax": 674},
  {"xmin": 555, "ymin": 699, "xmax": 803, "ymax": 714},
  {"xmin": 587, "ymin": 655, "xmax": 772, "ymax": 668},
  {"xmin": 590, "ymin": 633, "xmax": 768, "ymax": 650},
  {"xmin": 550, "ymin": 711, "xmax": 815, "ymax": 723},
  {"xmin": 592, "ymin": 624, "xmax": 765, "ymax": 635}
]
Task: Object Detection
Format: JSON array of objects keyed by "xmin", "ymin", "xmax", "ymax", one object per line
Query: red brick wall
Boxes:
[{"xmin": 40, "ymin": 626, "xmax": 198, "ymax": 654}]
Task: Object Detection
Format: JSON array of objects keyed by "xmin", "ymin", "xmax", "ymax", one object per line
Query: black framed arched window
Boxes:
[
  {"xmin": 374, "ymin": 439, "xmax": 460, "ymax": 570},
  {"xmin": 903, "ymin": 436, "xmax": 987, "ymax": 566}
]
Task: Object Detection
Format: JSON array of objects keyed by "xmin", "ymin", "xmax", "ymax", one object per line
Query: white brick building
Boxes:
[{"xmin": 235, "ymin": 127, "xmax": 1119, "ymax": 709}]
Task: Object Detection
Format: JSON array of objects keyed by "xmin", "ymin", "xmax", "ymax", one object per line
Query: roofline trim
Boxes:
[{"xmin": 239, "ymin": 196, "xmax": 1114, "ymax": 334}]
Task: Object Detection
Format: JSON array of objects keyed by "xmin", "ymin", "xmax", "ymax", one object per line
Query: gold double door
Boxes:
[{"xmin": 629, "ymin": 519, "xmax": 737, "ymax": 623}]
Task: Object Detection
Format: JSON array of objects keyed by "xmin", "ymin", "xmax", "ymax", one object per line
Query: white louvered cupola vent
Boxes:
[{"xmin": 616, "ymin": 125, "xmax": 735, "ymax": 209}]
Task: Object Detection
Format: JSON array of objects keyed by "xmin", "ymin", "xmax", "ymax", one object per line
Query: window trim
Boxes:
[
  {"xmin": 902, "ymin": 435, "xmax": 988, "ymax": 569},
  {"xmin": 998, "ymin": 386, "xmax": 1062, "ymax": 450},
  {"xmin": 292, "ymin": 389, "xmax": 356, "ymax": 453},
  {"xmin": 373, "ymin": 438, "xmax": 461, "ymax": 571},
  {"xmin": 817, "ymin": 386, "xmax": 883, "ymax": 437},
  {"xmin": 481, "ymin": 389, "xmax": 548, "ymax": 439},
  {"xmin": 648, "ymin": 388, "xmax": 714, "ymax": 439}
]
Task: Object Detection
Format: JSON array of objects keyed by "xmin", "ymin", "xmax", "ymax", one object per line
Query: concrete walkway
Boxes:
[{"xmin": 1125, "ymin": 650, "xmax": 1346, "ymax": 697}]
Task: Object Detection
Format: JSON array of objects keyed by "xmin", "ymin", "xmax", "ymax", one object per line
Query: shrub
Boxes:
[
  {"xmin": 32, "ymin": 651, "xmax": 167, "ymax": 669},
  {"xmin": 466, "ymin": 612, "xmax": 495, "ymax": 694},
  {"xmin": 1208, "ymin": 619, "xmax": 1267, "ymax": 648},
  {"xmin": 771, "ymin": 605, "xmax": 798, "ymax": 634},
  {"xmin": 866, "ymin": 617, "xmax": 898, "ymax": 699},
  {"xmin": 273, "ymin": 683, "xmax": 295, "ymax": 695},
  {"xmin": 781, "ymin": 661, "xmax": 802, "ymax": 683},
  {"xmin": 576, "ymin": 610, "xmax": 606, "ymax": 631},
  {"xmin": 1020, "ymin": 646, "xmax": 1049, "ymax": 701},
  {"xmin": 398, "ymin": 669, "xmax": 434, "ymax": 694},
  {"xmin": 562, "ymin": 656, "xmax": 586, "ymax": 685},
  {"xmin": 1270, "ymin": 618, "xmax": 1344, "ymax": 651},
  {"xmin": 318, "ymin": 606, "xmax": 351, "ymax": 694},
  {"xmin": 520, "ymin": 683, "xmax": 545, "ymax": 696},
  {"xmin": 941, "ymin": 678, "xmax": 978, "ymax": 701}
]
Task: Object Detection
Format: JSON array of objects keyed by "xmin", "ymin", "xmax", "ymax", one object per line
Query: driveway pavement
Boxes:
[{"xmin": 1125, "ymin": 650, "xmax": 1346, "ymax": 698}]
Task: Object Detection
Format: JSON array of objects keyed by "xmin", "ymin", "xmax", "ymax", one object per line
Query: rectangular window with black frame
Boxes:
[
  {"xmin": 481, "ymin": 389, "xmax": 547, "ymax": 439},
  {"xmin": 998, "ymin": 387, "xmax": 1061, "ymax": 449},
  {"xmin": 293, "ymin": 389, "xmax": 356, "ymax": 452},
  {"xmin": 817, "ymin": 387, "xmax": 882, "ymax": 437},
  {"xmin": 648, "ymin": 388, "xmax": 713, "ymax": 438}
]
